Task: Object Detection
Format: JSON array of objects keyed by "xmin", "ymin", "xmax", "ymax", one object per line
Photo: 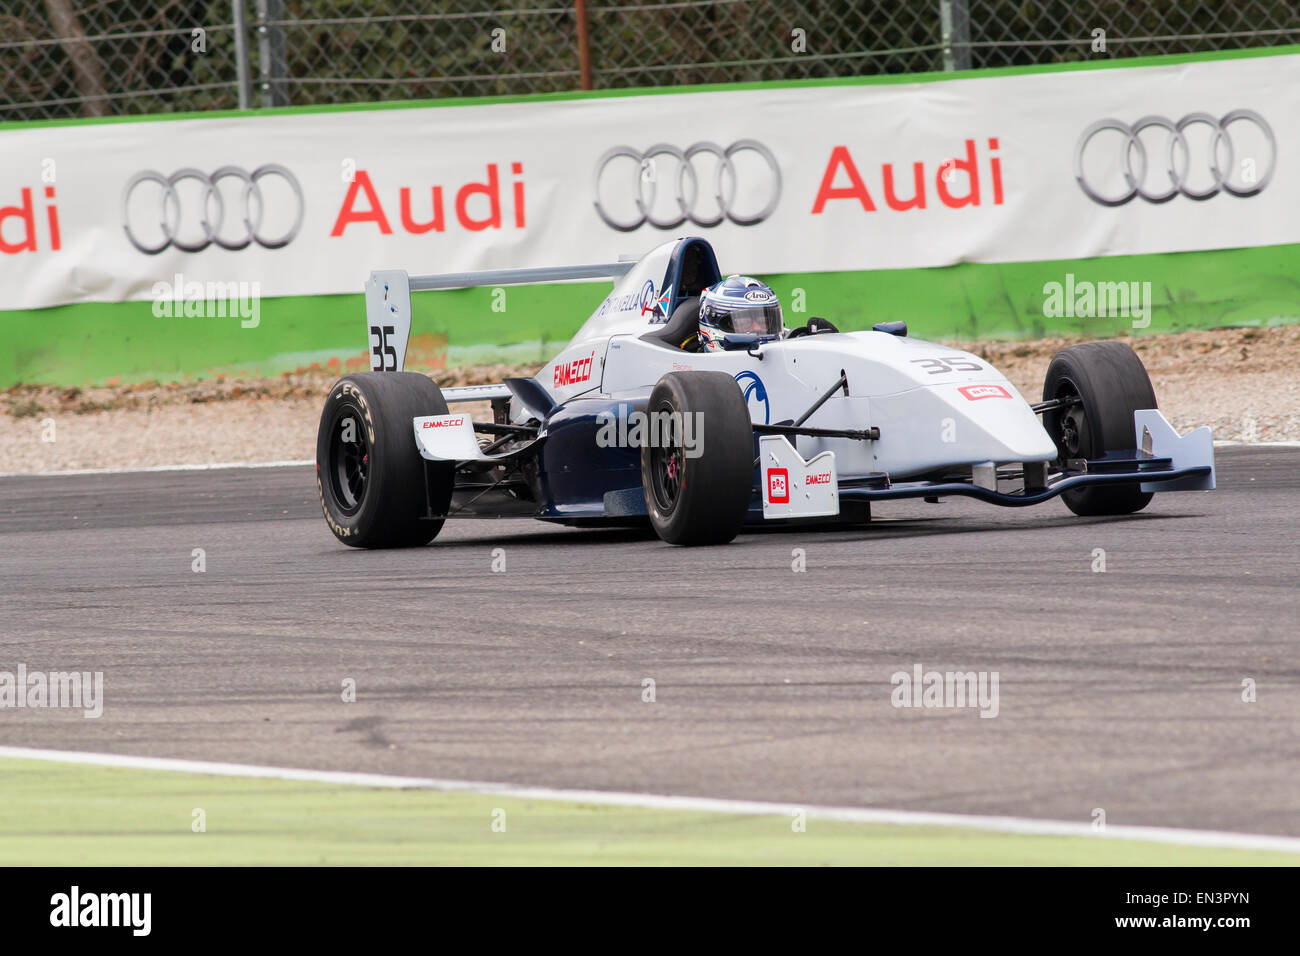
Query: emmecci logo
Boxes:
[
  {"xmin": 806, "ymin": 472, "xmax": 832, "ymax": 485},
  {"xmin": 554, "ymin": 352, "xmax": 595, "ymax": 388},
  {"xmin": 422, "ymin": 417, "xmax": 464, "ymax": 428}
]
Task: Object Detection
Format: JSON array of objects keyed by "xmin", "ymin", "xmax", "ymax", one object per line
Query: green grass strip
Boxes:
[{"xmin": 1, "ymin": 758, "xmax": 1295, "ymax": 866}]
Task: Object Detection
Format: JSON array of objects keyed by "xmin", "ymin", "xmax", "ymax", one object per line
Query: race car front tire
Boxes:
[
  {"xmin": 641, "ymin": 371, "xmax": 754, "ymax": 545},
  {"xmin": 316, "ymin": 371, "xmax": 455, "ymax": 547},
  {"xmin": 1042, "ymin": 341, "xmax": 1157, "ymax": 517}
]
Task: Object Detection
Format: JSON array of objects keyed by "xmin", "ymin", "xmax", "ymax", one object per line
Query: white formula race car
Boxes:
[{"xmin": 315, "ymin": 237, "xmax": 1214, "ymax": 546}]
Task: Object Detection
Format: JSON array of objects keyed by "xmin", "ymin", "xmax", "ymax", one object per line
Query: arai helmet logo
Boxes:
[
  {"xmin": 734, "ymin": 370, "xmax": 770, "ymax": 424},
  {"xmin": 744, "ymin": 289, "xmax": 770, "ymax": 302}
]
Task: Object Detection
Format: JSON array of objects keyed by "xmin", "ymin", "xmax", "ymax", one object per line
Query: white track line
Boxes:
[
  {"xmin": 0, "ymin": 460, "xmax": 313, "ymax": 478},
  {"xmin": 2, "ymin": 745, "xmax": 1297, "ymax": 855}
]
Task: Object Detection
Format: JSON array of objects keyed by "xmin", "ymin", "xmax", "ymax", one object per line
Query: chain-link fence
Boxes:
[{"xmin": 3, "ymin": 1, "xmax": 1298, "ymax": 121}]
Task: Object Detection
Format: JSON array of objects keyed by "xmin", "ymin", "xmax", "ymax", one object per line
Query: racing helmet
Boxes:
[{"xmin": 697, "ymin": 276, "xmax": 784, "ymax": 352}]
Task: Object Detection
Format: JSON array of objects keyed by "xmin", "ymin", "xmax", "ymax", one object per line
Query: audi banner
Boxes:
[{"xmin": 1, "ymin": 50, "xmax": 1295, "ymax": 311}]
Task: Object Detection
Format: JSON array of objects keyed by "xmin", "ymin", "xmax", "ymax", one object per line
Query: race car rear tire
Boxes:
[
  {"xmin": 641, "ymin": 371, "xmax": 754, "ymax": 545},
  {"xmin": 316, "ymin": 372, "xmax": 455, "ymax": 548},
  {"xmin": 1042, "ymin": 341, "xmax": 1156, "ymax": 517}
]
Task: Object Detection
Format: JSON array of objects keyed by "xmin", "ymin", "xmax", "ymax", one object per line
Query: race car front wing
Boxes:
[{"xmin": 759, "ymin": 408, "xmax": 1214, "ymax": 517}]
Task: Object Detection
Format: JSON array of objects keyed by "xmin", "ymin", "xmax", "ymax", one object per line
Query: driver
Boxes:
[
  {"xmin": 696, "ymin": 276, "xmax": 841, "ymax": 351},
  {"xmin": 697, "ymin": 276, "xmax": 786, "ymax": 352}
]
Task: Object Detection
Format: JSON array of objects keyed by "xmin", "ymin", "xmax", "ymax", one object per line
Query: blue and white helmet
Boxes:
[{"xmin": 698, "ymin": 276, "xmax": 784, "ymax": 352}]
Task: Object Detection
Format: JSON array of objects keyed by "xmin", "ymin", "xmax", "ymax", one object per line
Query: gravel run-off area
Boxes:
[{"xmin": 3, "ymin": 326, "xmax": 1297, "ymax": 474}]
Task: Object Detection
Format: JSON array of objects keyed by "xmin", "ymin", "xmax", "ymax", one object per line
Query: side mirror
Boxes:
[{"xmin": 721, "ymin": 333, "xmax": 761, "ymax": 351}]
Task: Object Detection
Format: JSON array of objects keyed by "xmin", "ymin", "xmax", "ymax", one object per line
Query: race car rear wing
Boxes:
[
  {"xmin": 436, "ymin": 379, "xmax": 559, "ymax": 413},
  {"xmin": 439, "ymin": 383, "xmax": 513, "ymax": 405},
  {"xmin": 363, "ymin": 262, "xmax": 635, "ymax": 377}
]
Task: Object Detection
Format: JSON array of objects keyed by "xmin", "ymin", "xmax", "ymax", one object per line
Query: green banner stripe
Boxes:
[
  {"xmin": 768, "ymin": 242, "xmax": 1300, "ymax": 341},
  {"xmin": 4, "ymin": 243, "xmax": 1297, "ymax": 387}
]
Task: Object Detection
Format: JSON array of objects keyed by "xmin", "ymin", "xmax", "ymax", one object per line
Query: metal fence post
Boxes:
[
  {"xmin": 256, "ymin": 0, "xmax": 288, "ymax": 108},
  {"xmin": 940, "ymin": 0, "xmax": 972, "ymax": 72},
  {"xmin": 233, "ymin": 0, "xmax": 251, "ymax": 109},
  {"xmin": 575, "ymin": 0, "xmax": 593, "ymax": 90}
]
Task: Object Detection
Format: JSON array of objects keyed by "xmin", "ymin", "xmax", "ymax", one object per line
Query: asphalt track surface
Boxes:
[{"xmin": 2, "ymin": 446, "xmax": 1296, "ymax": 837}]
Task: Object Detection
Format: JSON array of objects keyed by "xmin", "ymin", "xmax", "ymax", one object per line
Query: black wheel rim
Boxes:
[
  {"xmin": 1047, "ymin": 379, "xmax": 1087, "ymax": 462},
  {"xmin": 328, "ymin": 403, "xmax": 369, "ymax": 514},
  {"xmin": 647, "ymin": 402, "xmax": 684, "ymax": 515}
]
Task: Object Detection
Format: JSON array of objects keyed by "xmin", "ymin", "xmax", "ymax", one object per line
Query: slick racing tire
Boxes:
[
  {"xmin": 316, "ymin": 372, "xmax": 455, "ymax": 548},
  {"xmin": 1042, "ymin": 341, "xmax": 1157, "ymax": 517},
  {"xmin": 641, "ymin": 371, "xmax": 754, "ymax": 545}
]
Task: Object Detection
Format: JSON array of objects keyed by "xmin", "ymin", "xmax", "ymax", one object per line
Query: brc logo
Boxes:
[
  {"xmin": 806, "ymin": 472, "xmax": 832, "ymax": 485},
  {"xmin": 554, "ymin": 352, "xmax": 595, "ymax": 388},
  {"xmin": 767, "ymin": 468, "xmax": 790, "ymax": 503},
  {"xmin": 422, "ymin": 417, "xmax": 464, "ymax": 428},
  {"xmin": 958, "ymin": 384, "xmax": 1012, "ymax": 401}
]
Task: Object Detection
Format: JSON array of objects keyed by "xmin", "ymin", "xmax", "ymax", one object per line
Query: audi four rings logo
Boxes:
[
  {"xmin": 1074, "ymin": 110, "xmax": 1274, "ymax": 206},
  {"xmin": 121, "ymin": 164, "xmax": 304, "ymax": 254},
  {"xmin": 593, "ymin": 140, "xmax": 781, "ymax": 231}
]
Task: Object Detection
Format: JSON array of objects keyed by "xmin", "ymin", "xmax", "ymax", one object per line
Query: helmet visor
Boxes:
[{"xmin": 708, "ymin": 301, "xmax": 784, "ymax": 337}]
